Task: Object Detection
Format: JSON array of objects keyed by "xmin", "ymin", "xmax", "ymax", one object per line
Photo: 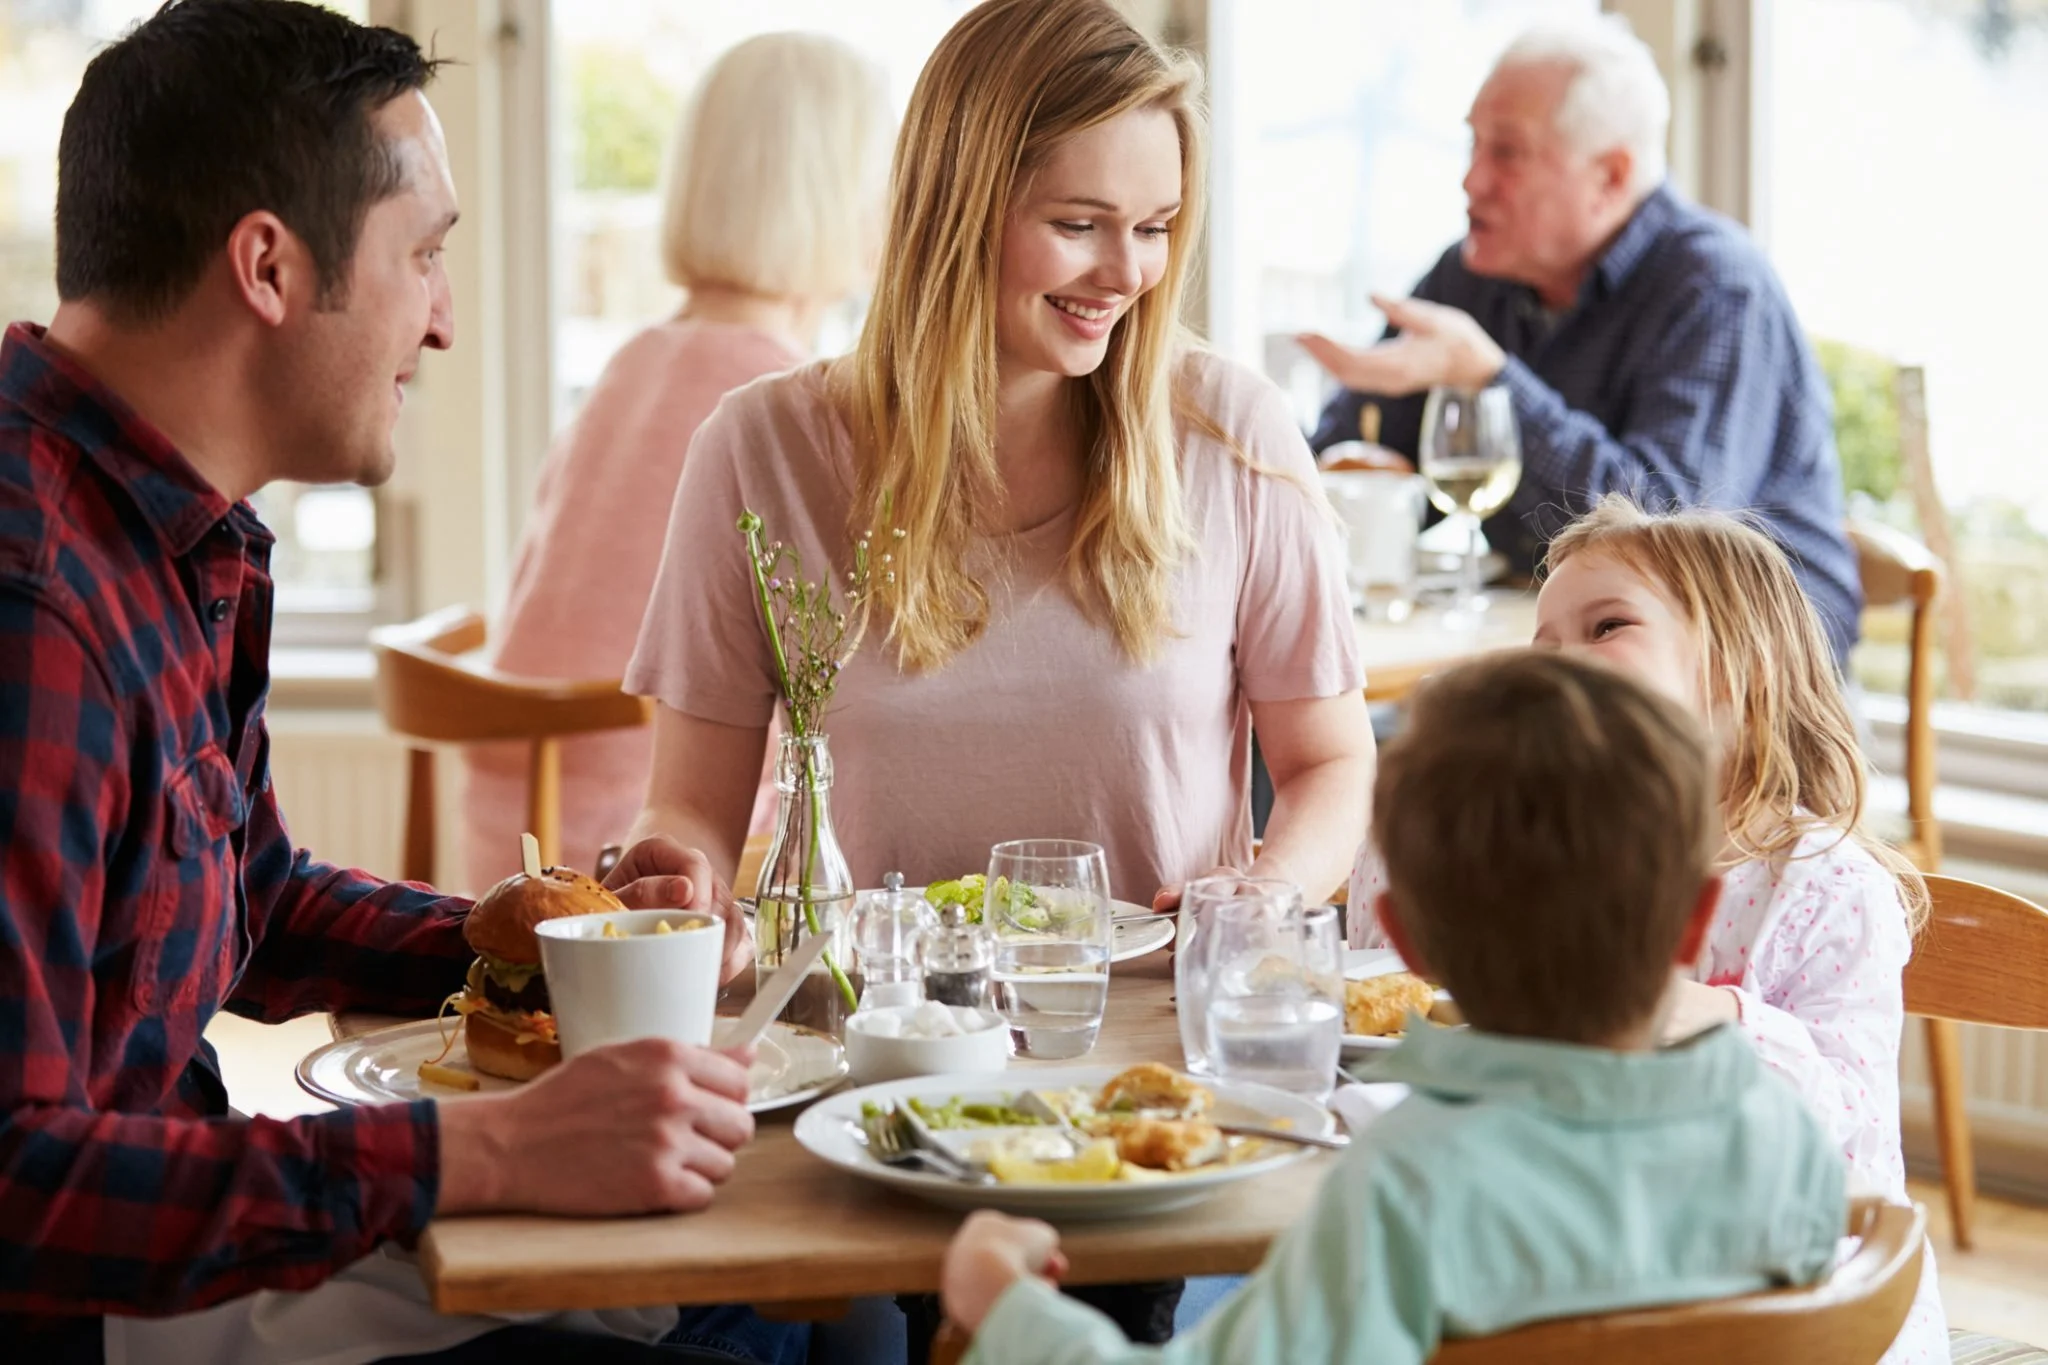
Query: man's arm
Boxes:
[
  {"xmin": 1494, "ymin": 282, "xmax": 1784, "ymax": 523},
  {"xmin": 1305, "ymin": 253, "xmax": 1463, "ymax": 456},
  {"xmin": 0, "ymin": 583, "xmax": 443, "ymax": 1316},
  {"xmin": 224, "ymin": 783, "xmax": 473, "ymax": 1024}
]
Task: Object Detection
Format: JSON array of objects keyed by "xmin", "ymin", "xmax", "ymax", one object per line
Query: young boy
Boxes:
[{"xmin": 940, "ymin": 650, "xmax": 1848, "ymax": 1364}]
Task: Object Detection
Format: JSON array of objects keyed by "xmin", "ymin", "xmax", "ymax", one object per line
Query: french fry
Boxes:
[{"xmin": 419, "ymin": 1061, "xmax": 481, "ymax": 1092}]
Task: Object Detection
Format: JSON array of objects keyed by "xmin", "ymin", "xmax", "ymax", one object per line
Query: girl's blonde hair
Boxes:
[
  {"xmin": 659, "ymin": 33, "xmax": 892, "ymax": 300},
  {"xmin": 1545, "ymin": 496, "xmax": 1927, "ymax": 928},
  {"xmin": 843, "ymin": 0, "xmax": 1208, "ymax": 671}
]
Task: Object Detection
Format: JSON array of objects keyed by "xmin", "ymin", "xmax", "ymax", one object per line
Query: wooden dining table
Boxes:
[
  {"xmin": 316, "ymin": 596, "xmax": 1537, "ymax": 1315},
  {"xmin": 1352, "ymin": 593, "xmax": 1538, "ymax": 704},
  {"xmin": 334, "ymin": 950, "xmax": 1341, "ymax": 1317}
]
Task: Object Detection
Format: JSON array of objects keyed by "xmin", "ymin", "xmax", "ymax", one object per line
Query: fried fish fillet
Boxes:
[
  {"xmin": 1344, "ymin": 971, "xmax": 1437, "ymax": 1037},
  {"xmin": 1110, "ymin": 1116, "xmax": 1227, "ymax": 1172},
  {"xmin": 1096, "ymin": 1062, "xmax": 1212, "ymax": 1115}
]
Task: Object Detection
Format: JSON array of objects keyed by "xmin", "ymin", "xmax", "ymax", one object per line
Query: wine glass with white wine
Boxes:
[{"xmin": 1419, "ymin": 385, "xmax": 1521, "ymax": 626}]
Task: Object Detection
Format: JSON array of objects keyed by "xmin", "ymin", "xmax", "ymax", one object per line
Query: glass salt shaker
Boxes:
[
  {"xmin": 920, "ymin": 898, "xmax": 994, "ymax": 1009},
  {"xmin": 850, "ymin": 872, "xmax": 932, "ymax": 1012}
]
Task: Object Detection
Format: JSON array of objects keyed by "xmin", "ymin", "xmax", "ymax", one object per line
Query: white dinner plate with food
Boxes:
[
  {"xmin": 792, "ymin": 1064, "xmax": 1334, "ymax": 1220},
  {"xmin": 296, "ymin": 1018, "xmax": 846, "ymax": 1114},
  {"xmin": 1341, "ymin": 947, "xmax": 1457, "ymax": 1055}
]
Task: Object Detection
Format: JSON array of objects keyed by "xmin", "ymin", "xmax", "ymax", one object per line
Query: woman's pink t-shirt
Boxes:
[
  {"xmin": 460, "ymin": 320, "xmax": 800, "ymax": 892},
  {"xmin": 624, "ymin": 351, "xmax": 1365, "ymax": 904}
]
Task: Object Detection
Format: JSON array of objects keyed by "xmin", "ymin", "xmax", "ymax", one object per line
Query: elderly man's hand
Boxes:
[
  {"xmin": 603, "ymin": 835, "xmax": 752, "ymax": 982},
  {"xmin": 1298, "ymin": 294, "xmax": 1506, "ymax": 398}
]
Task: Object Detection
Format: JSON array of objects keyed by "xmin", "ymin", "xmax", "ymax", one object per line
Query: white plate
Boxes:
[
  {"xmin": 1341, "ymin": 947, "xmax": 1452, "ymax": 1056},
  {"xmin": 296, "ymin": 1018, "xmax": 846, "ymax": 1113},
  {"xmin": 793, "ymin": 1065, "xmax": 1333, "ymax": 1220},
  {"xmin": 1110, "ymin": 915, "xmax": 1176, "ymax": 964}
]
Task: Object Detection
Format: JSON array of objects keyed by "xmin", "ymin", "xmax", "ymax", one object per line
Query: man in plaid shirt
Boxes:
[
  {"xmin": 1, "ymin": 4, "xmax": 770, "ymax": 1361},
  {"xmin": 1299, "ymin": 19, "xmax": 1861, "ymax": 664}
]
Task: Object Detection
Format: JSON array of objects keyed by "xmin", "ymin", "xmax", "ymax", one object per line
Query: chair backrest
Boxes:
[
  {"xmin": 1429, "ymin": 1200, "xmax": 1924, "ymax": 1365},
  {"xmin": 1846, "ymin": 519, "xmax": 1943, "ymax": 869},
  {"xmin": 1905, "ymin": 874, "xmax": 2048, "ymax": 1030},
  {"xmin": 370, "ymin": 605, "xmax": 652, "ymax": 879}
]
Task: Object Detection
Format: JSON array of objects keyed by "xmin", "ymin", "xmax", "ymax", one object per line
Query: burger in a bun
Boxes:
[{"xmin": 455, "ymin": 864, "xmax": 624, "ymax": 1081}]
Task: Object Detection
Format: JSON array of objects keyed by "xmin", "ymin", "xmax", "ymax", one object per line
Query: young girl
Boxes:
[{"xmin": 1350, "ymin": 495, "xmax": 1946, "ymax": 1363}]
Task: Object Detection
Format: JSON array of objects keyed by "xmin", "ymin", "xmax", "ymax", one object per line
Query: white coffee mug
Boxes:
[{"xmin": 535, "ymin": 908, "xmax": 724, "ymax": 1058}]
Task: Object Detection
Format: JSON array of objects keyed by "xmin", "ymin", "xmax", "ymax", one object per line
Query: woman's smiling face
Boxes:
[{"xmin": 994, "ymin": 106, "xmax": 1182, "ymax": 381}]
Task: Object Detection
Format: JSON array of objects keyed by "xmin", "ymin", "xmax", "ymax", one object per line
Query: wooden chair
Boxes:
[
  {"xmin": 370, "ymin": 605, "xmax": 652, "ymax": 883},
  {"xmin": 1846, "ymin": 520, "xmax": 1979, "ymax": 1249},
  {"xmin": 931, "ymin": 1200, "xmax": 1924, "ymax": 1365},
  {"xmin": 1904, "ymin": 875, "xmax": 2048, "ymax": 1253},
  {"xmin": 737, "ymin": 833, "xmax": 771, "ymax": 895},
  {"xmin": 1429, "ymin": 1201, "xmax": 1925, "ymax": 1365},
  {"xmin": 1847, "ymin": 519, "xmax": 1943, "ymax": 869}
]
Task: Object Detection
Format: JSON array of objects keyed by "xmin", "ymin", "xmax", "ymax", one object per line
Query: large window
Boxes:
[
  {"xmin": 550, "ymin": 0, "xmax": 974, "ymax": 425},
  {"xmin": 1766, "ymin": 0, "xmax": 2048, "ymax": 715},
  {"xmin": 0, "ymin": 0, "xmax": 386, "ymax": 644}
]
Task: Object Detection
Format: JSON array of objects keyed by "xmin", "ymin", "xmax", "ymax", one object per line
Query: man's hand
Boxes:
[
  {"xmin": 435, "ymin": 1037, "xmax": 756, "ymax": 1216},
  {"xmin": 604, "ymin": 835, "xmax": 751, "ymax": 982},
  {"xmin": 1298, "ymin": 294, "xmax": 1506, "ymax": 398},
  {"xmin": 941, "ymin": 1210, "xmax": 1068, "ymax": 1334}
]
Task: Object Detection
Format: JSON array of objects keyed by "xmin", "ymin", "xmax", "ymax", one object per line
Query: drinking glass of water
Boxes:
[
  {"xmin": 1203, "ymin": 897, "xmax": 1343, "ymax": 1100},
  {"xmin": 987, "ymin": 839, "xmax": 1113, "ymax": 1059},
  {"xmin": 1176, "ymin": 876, "xmax": 1302, "ymax": 1076},
  {"xmin": 1419, "ymin": 384, "xmax": 1521, "ymax": 627}
]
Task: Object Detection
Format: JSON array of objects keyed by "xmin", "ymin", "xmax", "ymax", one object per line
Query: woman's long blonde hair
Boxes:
[
  {"xmin": 1546, "ymin": 496, "xmax": 1927, "ymax": 928},
  {"xmin": 842, "ymin": 0, "xmax": 1208, "ymax": 671}
]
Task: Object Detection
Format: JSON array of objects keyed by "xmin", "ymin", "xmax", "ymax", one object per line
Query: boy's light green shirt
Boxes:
[{"xmin": 969, "ymin": 1024, "xmax": 1846, "ymax": 1365}]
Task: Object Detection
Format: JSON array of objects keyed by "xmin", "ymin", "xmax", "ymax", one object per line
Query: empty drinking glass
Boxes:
[
  {"xmin": 986, "ymin": 839, "xmax": 1113, "ymax": 1059},
  {"xmin": 1203, "ymin": 898, "xmax": 1343, "ymax": 1100},
  {"xmin": 1176, "ymin": 876, "xmax": 1304, "ymax": 1077}
]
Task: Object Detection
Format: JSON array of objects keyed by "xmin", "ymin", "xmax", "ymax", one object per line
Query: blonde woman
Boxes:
[
  {"xmin": 460, "ymin": 33, "xmax": 892, "ymax": 893},
  {"xmin": 624, "ymin": 0, "xmax": 1373, "ymax": 916}
]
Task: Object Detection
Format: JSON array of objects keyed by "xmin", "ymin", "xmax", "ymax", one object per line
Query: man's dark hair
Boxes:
[{"xmin": 56, "ymin": 0, "xmax": 442, "ymax": 322}]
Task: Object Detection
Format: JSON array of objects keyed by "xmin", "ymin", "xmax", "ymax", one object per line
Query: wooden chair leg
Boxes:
[
  {"xmin": 526, "ymin": 736, "xmax": 562, "ymax": 868},
  {"xmin": 402, "ymin": 746, "xmax": 436, "ymax": 885},
  {"xmin": 1924, "ymin": 1015, "xmax": 1976, "ymax": 1250}
]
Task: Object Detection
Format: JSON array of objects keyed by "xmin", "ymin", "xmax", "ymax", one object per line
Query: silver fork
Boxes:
[
  {"xmin": 894, "ymin": 1101, "xmax": 996, "ymax": 1182},
  {"xmin": 853, "ymin": 1108, "xmax": 991, "ymax": 1184}
]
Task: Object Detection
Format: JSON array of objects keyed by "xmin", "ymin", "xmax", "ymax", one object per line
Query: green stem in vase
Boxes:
[{"xmin": 738, "ymin": 508, "xmax": 868, "ymax": 1011}]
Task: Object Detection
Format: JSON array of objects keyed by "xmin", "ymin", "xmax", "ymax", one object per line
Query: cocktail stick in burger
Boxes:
[{"xmin": 455, "ymin": 863, "xmax": 625, "ymax": 1081}]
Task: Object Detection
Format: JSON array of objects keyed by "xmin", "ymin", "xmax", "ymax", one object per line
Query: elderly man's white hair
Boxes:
[{"xmin": 1496, "ymin": 17, "xmax": 1670, "ymax": 198}]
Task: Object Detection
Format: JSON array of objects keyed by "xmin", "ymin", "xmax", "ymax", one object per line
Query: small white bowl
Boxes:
[{"xmin": 845, "ymin": 1003, "xmax": 1011, "ymax": 1084}]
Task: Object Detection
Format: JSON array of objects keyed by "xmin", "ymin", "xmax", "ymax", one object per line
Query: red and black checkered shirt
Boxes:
[{"xmin": 0, "ymin": 323, "xmax": 474, "ymax": 1347}]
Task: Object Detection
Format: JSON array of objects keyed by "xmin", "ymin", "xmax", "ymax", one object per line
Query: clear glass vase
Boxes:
[{"xmin": 754, "ymin": 732, "xmax": 859, "ymax": 1037}]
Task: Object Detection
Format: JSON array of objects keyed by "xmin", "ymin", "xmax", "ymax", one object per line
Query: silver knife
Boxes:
[{"xmin": 720, "ymin": 929, "xmax": 833, "ymax": 1051}]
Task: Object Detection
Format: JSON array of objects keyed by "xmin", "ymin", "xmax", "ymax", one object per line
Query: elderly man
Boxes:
[{"xmin": 1303, "ymin": 20, "xmax": 1861, "ymax": 662}]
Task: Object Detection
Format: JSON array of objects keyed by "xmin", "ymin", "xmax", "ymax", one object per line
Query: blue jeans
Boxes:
[
  {"xmin": 1173, "ymin": 1276, "xmax": 1243, "ymax": 1335},
  {"xmin": 661, "ymin": 1304, "xmax": 810, "ymax": 1363}
]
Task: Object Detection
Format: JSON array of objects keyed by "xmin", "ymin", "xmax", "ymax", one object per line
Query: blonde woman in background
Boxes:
[
  {"xmin": 624, "ymin": 0, "xmax": 1373, "ymax": 919},
  {"xmin": 460, "ymin": 32, "xmax": 892, "ymax": 893}
]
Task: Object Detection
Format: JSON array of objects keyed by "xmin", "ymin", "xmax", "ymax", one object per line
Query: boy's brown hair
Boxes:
[{"xmin": 1373, "ymin": 649, "xmax": 1718, "ymax": 1045}]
